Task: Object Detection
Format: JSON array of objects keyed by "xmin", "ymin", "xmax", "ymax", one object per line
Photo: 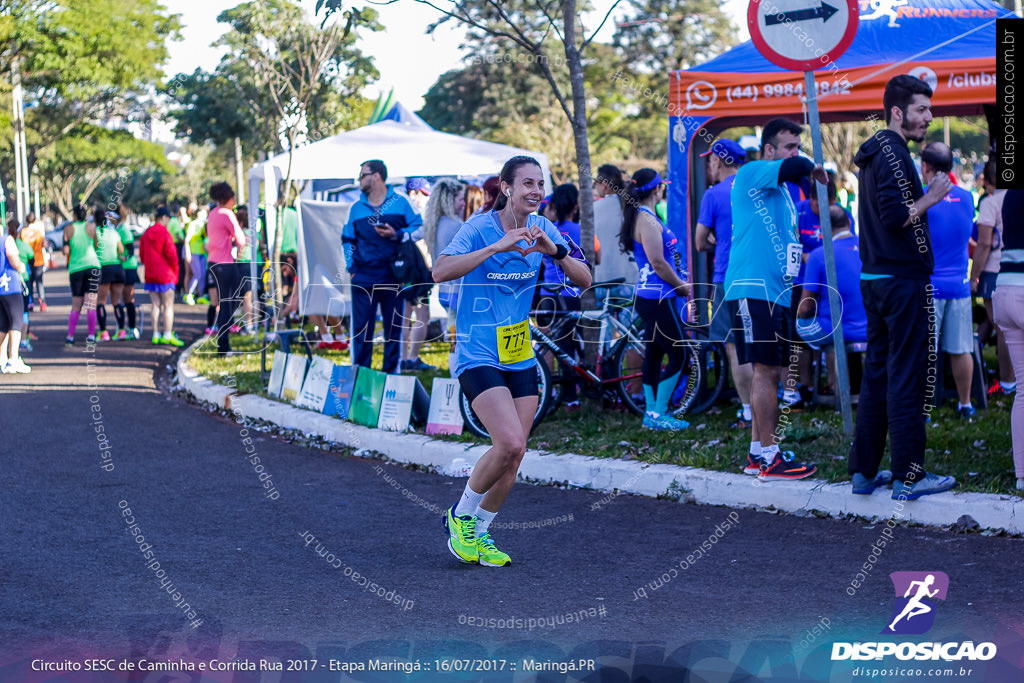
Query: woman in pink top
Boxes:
[{"xmin": 207, "ymin": 182, "xmax": 247, "ymax": 355}]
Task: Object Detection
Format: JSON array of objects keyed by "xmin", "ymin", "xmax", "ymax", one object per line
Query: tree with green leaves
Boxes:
[
  {"xmin": 418, "ymin": 0, "xmax": 626, "ymax": 267},
  {"xmin": 0, "ymin": 0, "xmax": 180, "ymax": 217},
  {"xmin": 167, "ymin": 0, "xmax": 380, "ymax": 308},
  {"xmin": 35, "ymin": 123, "xmax": 173, "ymax": 218}
]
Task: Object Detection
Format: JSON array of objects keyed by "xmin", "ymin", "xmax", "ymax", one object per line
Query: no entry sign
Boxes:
[{"xmin": 748, "ymin": 0, "xmax": 859, "ymax": 72}]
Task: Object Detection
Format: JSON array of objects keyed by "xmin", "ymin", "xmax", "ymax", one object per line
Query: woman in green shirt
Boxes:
[
  {"xmin": 115, "ymin": 206, "xmax": 141, "ymax": 339},
  {"xmin": 95, "ymin": 209, "xmax": 126, "ymax": 341},
  {"xmin": 63, "ymin": 204, "xmax": 101, "ymax": 345}
]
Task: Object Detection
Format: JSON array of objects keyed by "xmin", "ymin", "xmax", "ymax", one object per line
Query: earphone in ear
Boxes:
[{"xmin": 505, "ymin": 189, "xmax": 511, "ymax": 197}]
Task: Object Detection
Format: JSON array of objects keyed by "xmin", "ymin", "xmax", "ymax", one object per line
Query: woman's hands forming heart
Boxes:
[{"xmin": 495, "ymin": 226, "xmax": 557, "ymax": 257}]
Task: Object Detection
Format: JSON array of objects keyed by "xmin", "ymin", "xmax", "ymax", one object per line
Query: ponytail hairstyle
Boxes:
[
  {"xmin": 73, "ymin": 204, "xmax": 88, "ymax": 222},
  {"xmin": 550, "ymin": 183, "xmax": 579, "ymax": 224},
  {"xmin": 618, "ymin": 168, "xmax": 661, "ymax": 254},
  {"xmin": 94, "ymin": 207, "xmax": 108, "ymax": 230},
  {"xmin": 493, "ymin": 156, "xmax": 542, "ymax": 212}
]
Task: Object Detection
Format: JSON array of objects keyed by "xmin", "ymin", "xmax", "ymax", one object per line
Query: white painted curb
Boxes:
[{"xmin": 175, "ymin": 344, "xmax": 1024, "ymax": 535}]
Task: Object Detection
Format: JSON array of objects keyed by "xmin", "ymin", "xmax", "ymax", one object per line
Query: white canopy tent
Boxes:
[{"xmin": 244, "ymin": 118, "xmax": 552, "ymax": 319}]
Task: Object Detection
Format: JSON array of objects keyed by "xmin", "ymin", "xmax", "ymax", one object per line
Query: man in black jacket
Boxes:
[{"xmin": 849, "ymin": 74, "xmax": 955, "ymax": 500}]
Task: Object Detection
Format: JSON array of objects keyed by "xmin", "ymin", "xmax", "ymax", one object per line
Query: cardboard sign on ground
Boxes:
[
  {"xmin": 296, "ymin": 356, "xmax": 335, "ymax": 412},
  {"xmin": 281, "ymin": 354, "xmax": 308, "ymax": 402},
  {"xmin": 426, "ymin": 377, "xmax": 464, "ymax": 435},
  {"xmin": 324, "ymin": 364, "xmax": 357, "ymax": 419},
  {"xmin": 349, "ymin": 367, "xmax": 387, "ymax": 427},
  {"xmin": 378, "ymin": 374, "xmax": 416, "ymax": 431}
]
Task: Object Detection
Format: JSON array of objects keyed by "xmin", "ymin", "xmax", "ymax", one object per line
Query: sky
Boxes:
[{"xmin": 164, "ymin": 0, "xmax": 751, "ymax": 113}]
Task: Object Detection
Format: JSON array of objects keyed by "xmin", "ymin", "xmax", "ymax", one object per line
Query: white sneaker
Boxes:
[{"xmin": 7, "ymin": 357, "xmax": 30, "ymax": 373}]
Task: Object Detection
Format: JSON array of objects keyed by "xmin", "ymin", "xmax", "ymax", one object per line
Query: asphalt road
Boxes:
[{"xmin": 2, "ymin": 268, "xmax": 1023, "ymax": 682}]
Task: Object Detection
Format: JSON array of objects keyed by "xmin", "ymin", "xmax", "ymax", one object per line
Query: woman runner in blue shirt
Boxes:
[
  {"xmin": 433, "ymin": 156, "xmax": 591, "ymax": 567},
  {"xmin": 619, "ymin": 168, "xmax": 692, "ymax": 431}
]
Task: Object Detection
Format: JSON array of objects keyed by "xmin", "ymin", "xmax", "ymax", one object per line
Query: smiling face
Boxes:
[
  {"xmin": 502, "ymin": 163, "xmax": 544, "ymax": 214},
  {"xmin": 895, "ymin": 93, "xmax": 933, "ymax": 143}
]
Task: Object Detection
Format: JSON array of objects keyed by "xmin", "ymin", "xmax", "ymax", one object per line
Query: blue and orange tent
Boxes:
[{"xmin": 667, "ymin": 0, "xmax": 1012, "ymax": 284}]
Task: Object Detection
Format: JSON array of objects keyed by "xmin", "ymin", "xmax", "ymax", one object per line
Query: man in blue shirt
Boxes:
[
  {"xmin": 726, "ymin": 118, "xmax": 827, "ymax": 480},
  {"xmin": 342, "ymin": 159, "xmax": 423, "ymax": 374},
  {"xmin": 695, "ymin": 138, "xmax": 753, "ymax": 428},
  {"xmin": 922, "ymin": 142, "xmax": 977, "ymax": 419},
  {"xmin": 797, "ymin": 206, "xmax": 868, "ymax": 392}
]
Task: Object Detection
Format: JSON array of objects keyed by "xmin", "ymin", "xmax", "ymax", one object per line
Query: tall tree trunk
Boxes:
[{"xmin": 563, "ymin": 0, "xmax": 598, "ymax": 365}]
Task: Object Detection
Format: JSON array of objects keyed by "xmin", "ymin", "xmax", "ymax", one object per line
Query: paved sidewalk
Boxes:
[{"xmin": 177, "ymin": 344, "xmax": 1024, "ymax": 535}]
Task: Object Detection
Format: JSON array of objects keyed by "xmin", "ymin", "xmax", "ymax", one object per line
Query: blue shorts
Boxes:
[{"xmin": 145, "ymin": 282, "xmax": 175, "ymax": 293}]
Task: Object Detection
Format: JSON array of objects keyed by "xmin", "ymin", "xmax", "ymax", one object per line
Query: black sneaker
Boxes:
[
  {"xmin": 758, "ymin": 451, "xmax": 817, "ymax": 480},
  {"xmin": 957, "ymin": 405, "xmax": 977, "ymax": 420},
  {"xmin": 65, "ymin": 336, "xmax": 74, "ymax": 346}
]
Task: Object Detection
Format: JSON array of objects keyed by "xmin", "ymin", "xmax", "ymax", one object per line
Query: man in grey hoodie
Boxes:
[{"xmin": 849, "ymin": 75, "xmax": 955, "ymax": 501}]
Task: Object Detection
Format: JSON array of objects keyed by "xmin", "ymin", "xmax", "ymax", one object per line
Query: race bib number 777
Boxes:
[{"xmin": 497, "ymin": 320, "xmax": 533, "ymax": 365}]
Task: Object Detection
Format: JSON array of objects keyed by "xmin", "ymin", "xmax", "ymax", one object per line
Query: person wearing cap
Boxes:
[
  {"xmin": 726, "ymin": 118, "xmax": 827, "ymax": 480},
  {"xmin": 342, "ymin": 160, "xmax": 423, "ymax": 374},
  {"xmin": 140, "ymin": 207, "xmax": 183, "ymax": 346},
  {"xmin": 695, "ymin": 138, "xmax": 753, "ymax": 429},
  {"xmin": 400, "ymin": 177, "xmax": 436, "ymax": 372}
]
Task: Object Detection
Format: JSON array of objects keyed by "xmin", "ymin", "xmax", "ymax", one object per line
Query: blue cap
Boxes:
[
  {"xmin": 405, "ymin": 177, "xmax": 431, "ymax": 194},
  {"xmin": 701, "ymin": 139, "xmax": 746, "ymax": 165},
  {"xmin": 155, "ymin": 207, "xmax": 172, "ymax": 218}
]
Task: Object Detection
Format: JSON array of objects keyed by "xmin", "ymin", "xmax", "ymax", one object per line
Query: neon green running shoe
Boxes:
[
  {"xmin": 476, "ymin": 532, "xmax": 510, "ymax": 567},
  {"xmin": 162, "ymin": 332, "xmax": 185, "ymax": 347},
  {"xmin": 151, "ymin": 334, "xmax": 163, "ymax": 345},
  {"xmin": 444, "ymin": 506, "xmax": 478, "ymax": 563}
]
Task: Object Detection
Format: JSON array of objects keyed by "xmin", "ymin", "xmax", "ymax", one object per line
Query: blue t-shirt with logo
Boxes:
[
  {"xmin": 634, "ymin": 207, "xmax": 686, "ymax": 300},
  {"xmin": 795, "ymin": 199, "xmax": 856, "ymax": 284},
  {"xmin": 540, "ymin": 219, "xmax": 581, "ymax": 297},
  {"xmin": 726, "ymin": 159, "xmax": 800, "ymax": 306},
  {"xmin": 440, "ymin": 211, "xmax": 569, "ymax": 376},
  {"xmin": 802, "ymin": 235, "xmax": 868, "ymax": 342},
  {"xmin": 927, "ymin": 185, "xmax": 974, "ymax": 300},
  {"xmin": 697, "ymin": 175, "xmax": 735, "ymax": 284}
]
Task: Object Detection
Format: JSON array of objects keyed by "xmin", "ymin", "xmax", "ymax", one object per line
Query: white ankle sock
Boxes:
[
  {"xmin": 742, "ymin": 404, "xmax": 752, "ymax": 421},
  {"xmin": 454, "ymin": 483, "xmax": 485, "ymax": 516},
  {"xmin": 475, "ymin": 508, "xmax": 497, "ymax": 536},
  {"xmin": 749, "ymin": 440, "xmax": 762, "ymax": 456},
  {"xmin": 958, "ymin": 402, "xmax": 972, "ymax": 410}
]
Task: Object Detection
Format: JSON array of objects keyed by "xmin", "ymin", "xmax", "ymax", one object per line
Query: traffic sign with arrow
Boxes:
[
  {"xmin": 748, "ymin": 0, "xmax": 858, "ymax": 72},
  {"xmin": 764, "ymin": 1, "xmax": 839, "ymax": 27}
]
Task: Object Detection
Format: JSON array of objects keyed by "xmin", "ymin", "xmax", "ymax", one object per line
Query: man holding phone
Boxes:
[{"xmin": 342, "ymin": 159, "xmax": 424, "ymax": 374}]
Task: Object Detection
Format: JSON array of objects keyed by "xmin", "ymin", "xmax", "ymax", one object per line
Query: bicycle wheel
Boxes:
[
  {"xmin": 609, "ymin": 336, "xmax": 647, "ymax": 416},
  {"xmin": 536, "ymin": 346, "xmax": 566, "ymax": 417},
  {"xmin": 459, "ymin": 358, "xmax": 553, "ymax": 439},
  {"xmin": 611, "ymin": 336, "xmax": 704, "ymax": 417},
  {"xmin": 687, "ymin": 341, "xmax": 728, "ymax": 415}
]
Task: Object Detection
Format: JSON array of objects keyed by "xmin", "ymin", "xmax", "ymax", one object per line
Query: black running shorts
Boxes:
[
  {"xmin": 729, "ymin": 297, "xmax": 794, "ymax": 367},
  {"xmin": 69, "ymin": 268, "xmax": 101, "ymax": 298},
  {"xmin": 458, "ymin": 365, "xmax": 538, "ymax": 404},
  {"xmin": 100, "ymin": 264, "xmax": 125, "ymax": 284}
]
